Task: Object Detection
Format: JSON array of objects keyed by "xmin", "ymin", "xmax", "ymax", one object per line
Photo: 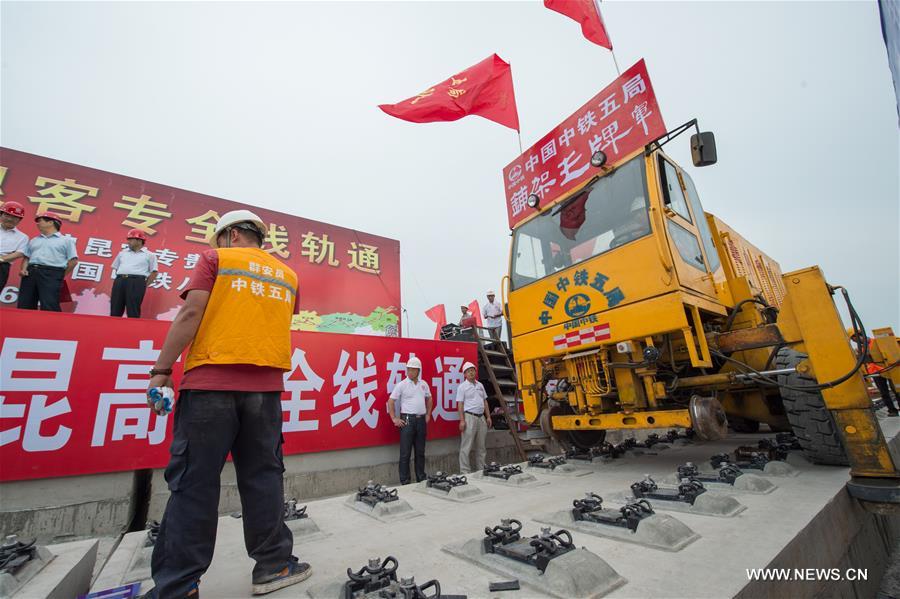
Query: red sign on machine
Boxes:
[
  {"xmin": 0, "ymin": 311, "xmax": 477, "ymax": 482},
  {"xmin": 0, "ymin": 148, "xmax": 401, "ymax": 336},
  {"xmin": 501, "ymin": 59, "xmax": 667, "ymax": 229}
]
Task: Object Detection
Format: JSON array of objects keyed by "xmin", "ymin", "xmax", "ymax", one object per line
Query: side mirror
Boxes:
[{"xmin": 690, "ymin": 131, "xmax": 717, "ymax": 167}]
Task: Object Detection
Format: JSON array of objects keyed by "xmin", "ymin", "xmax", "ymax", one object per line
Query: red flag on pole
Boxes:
[
  {"xmin": 467, "ymin": 300, "xmax": 484, "ymax": 327},
  {"xmin": 379, "ymin": 54, "xmax": 520, "ymax": 131},
  {"xmin": 544, "ymin": 0, "xmax": 612, "ymax": 50},
  {"xmin": 424, "ymin": 304, "xmax": 447, "ymax": 340}
]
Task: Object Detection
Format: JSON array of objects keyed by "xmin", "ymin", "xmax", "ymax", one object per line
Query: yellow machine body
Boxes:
[{"xmin": 504, "ymin": 145, "xmax": 898, "ymax": 482}]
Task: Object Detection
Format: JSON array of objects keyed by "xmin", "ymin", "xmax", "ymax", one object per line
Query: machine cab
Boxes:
[{"xmin": 506, "ymin": 134, "xmax": 723, "ymax": 350}]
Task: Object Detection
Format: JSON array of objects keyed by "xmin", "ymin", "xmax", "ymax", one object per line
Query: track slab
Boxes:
[{"xmin": 93, "ymin": 418, "xmax": 900, "ymax": 598}]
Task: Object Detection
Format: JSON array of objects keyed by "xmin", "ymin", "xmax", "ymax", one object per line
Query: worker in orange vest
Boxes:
[
  {"xmin": 850, "ymin": 328, "xmax": 898, "ymax": 417},
  {"xmin": 143, "ymin": 210, "xmax": 310, "ymax": 598}
]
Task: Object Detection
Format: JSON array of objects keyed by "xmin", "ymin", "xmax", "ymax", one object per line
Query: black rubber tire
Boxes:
[
  {"xmin": 728, "ymin": 416, "xmax": 760, "ymax": 433},
  {"xmin": 547, "ymin": 404, "xmax": 607, "ymax": 450},
  {"xmin": 775, "ymin": 347, "xmax": 849, "ymax": 466}
]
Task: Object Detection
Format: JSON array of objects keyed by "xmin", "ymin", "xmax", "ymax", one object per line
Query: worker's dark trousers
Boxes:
[
  {"xmin": 874, "ymin": 376, "xmax": 900, "ymax": 413},
  {"xmin": 16, "ymin": 265, "xmax": 64, "ymax": 311},
  {"xmin": 110, "ymin": 275, "xmax": 147, "ymax": 318},
  {"xmin": 0, "ymin": 262, "xmax": 10, "ymax": 290},
  {"xmin": 398, "ymin": 414, "xmax": 427, "ymax": 484},
  {"xmin": 151, "ymin": 391, "xmax": 293, "ymax": 597}
]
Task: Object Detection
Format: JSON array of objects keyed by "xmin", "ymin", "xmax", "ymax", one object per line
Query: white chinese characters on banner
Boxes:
[
  {"xmin": 0, "ymin": 338, "xmax": 77, "ymax": 391},
  {"xmin": 282, "ymin": 348, "xmax": 322, "ymax": 433},
  {"xmin": 386, "ymin": 352, "xmax": 416, "ymax": 395},
  {"xmin": 72, "ymin": 261, "xmax": 104, "ymax": 282},
  {"xmin": 503, "ymin": 62, "xmax": 663, "ymax": 227},
  {"xmin": 385, "ymin": 352, "xmax": 417, "ymax": 417},
  {"xmin": 0, "ymin": 338, "xmax": 76, "ymax": 452},
  {"xmin": 91, "ymin": 340, "xmax": 168, "ymax": 447},
  {"xmin": 331, "ymin": 350, "xmax": 379, "ymax": 429},
  {"xmin": 431, "ymin": 356, "xmax": 463, "ymax": 422},
  {"xmin": 0, "ymin": 394, "xmax": 72, "ymax": 452},
  {"xmin": 85, "ymin": 237, "xmax": 113, "ymax": 258}
]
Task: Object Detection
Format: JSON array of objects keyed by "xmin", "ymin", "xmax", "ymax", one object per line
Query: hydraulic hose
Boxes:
[{"xmin": 710, "ymin": 286, "xmax": 869, "ymax": 392}]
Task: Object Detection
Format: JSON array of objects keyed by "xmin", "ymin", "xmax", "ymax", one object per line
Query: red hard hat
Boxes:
[
  {"xmin": 35, "ymin": 211, "xmax": 63, "ymax": 225},
  {"xmin": 0, "ymin": 201, "xmax": 25, "ymax": 218},
  {"xmin": 127, "ymin": 228, "xmax": 148, "ymax": 241}
]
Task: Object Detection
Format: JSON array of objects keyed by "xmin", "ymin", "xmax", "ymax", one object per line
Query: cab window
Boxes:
[
  {"xmin": 510, "ymin": 156, "xmax": 650, "ymax": 290},
  {"xmin": 680, "ymin": 171, "xmax": 722, "ymax": 273},
  {"xmin": 660, "ymin": 158, "xmax": 692, "ymax": 222}
]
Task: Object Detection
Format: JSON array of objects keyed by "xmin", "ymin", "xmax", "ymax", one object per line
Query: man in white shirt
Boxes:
[
  {"xmin": 387, "ymin": 357, "xmax": 433, "ymax": 484},
  {"xmin": 110, "ymin": 229, "xmax": 158, "ymax": 318},
  {"xmin": 0, "ymin": 201, "xmax": 29, "ymax": 291},
  {"xmin": 457, "ymin": 361, "xmax": 492, "ymax": 473},
  {"xmin": 482, "ymin": 290, "xmax": 504, "ymax": 340}
]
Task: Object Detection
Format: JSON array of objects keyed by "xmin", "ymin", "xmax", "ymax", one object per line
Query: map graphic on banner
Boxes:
[
  {"xmin": 501, "ymin": 59, "xmax": 667, "ymax": 229},
  {"xmin": 0, "ymin": 148, "xmax": 401, "ymax": 336}
]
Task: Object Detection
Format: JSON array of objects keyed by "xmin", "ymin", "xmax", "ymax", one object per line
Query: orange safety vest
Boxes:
[
  {"xmin": 866, "ymin": 339, "xmax": 884, "ymax": 375},
  {"xmin": 185, "ymin": 247, "xmax": 298, "ymax": 372}
]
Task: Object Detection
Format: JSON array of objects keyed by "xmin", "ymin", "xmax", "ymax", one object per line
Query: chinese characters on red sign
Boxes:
[
  {"xmin": 0, "ymin": 311, "xmax": 476, "ymax": 481},
  {"xmin": 0, "ymin": 148, "xmax": 401, "ymax": 335},
  {"xmin": 501, "ymin": 59, "xmax": 667, "ymax": 228}
]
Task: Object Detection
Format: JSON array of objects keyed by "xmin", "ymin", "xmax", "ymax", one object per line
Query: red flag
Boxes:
[
  {"xmin": 379, "ymin": 54, "xmax": 520, "ymax": 131},
  {"xmin": 424, "ymin": 304, "xmax": 447, "ymax": 340},
  {"xmin": 544, "ymin": 0, "xmax": 612, "ymax": 50},
  {"xmin": 467, "ymin": 300, "xmax": 484, "ymax": 327}
]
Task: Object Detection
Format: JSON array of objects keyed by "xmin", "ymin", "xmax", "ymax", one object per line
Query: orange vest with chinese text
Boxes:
[{"xmin": 185, "ymin": 247, "xmax": 298, "ymax": 372}]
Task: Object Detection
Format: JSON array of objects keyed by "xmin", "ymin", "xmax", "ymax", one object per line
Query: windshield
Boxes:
[{"xmin": 510, "ymin": 156, "xmax": 650, "ymax": 290}]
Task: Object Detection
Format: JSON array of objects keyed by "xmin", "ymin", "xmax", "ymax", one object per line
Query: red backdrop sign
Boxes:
[
  {"xmin": 0, "ymin": 310, "xmax": 477, "ymax": 482},
  {"xmin": 0, "ymin": 148, "xmax": 401, "ymax": 336},
  {"xmin": 502, "ymin": 59, "xmax": 667, "ymax": 228}
]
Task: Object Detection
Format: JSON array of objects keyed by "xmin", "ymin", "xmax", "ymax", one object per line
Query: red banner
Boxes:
[
  {"xmin": 502, "ymin": 59, "xmax": 666, "ymax": 228},
  {"xmin": 0, "ymin": 310, "xmax": 477, "ymax": 481},
  {"xmin": 0, "ymin": 148, "xmax": 401, "ymax": 336}
]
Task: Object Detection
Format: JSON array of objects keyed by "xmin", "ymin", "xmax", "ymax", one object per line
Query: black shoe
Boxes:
[{"xmin": 251, "ymin": 557, "xmax": 312, "ymax": 595}]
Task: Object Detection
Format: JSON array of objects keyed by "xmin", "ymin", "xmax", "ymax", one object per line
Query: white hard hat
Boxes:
[
  {"xmin": 487, "ymin": 290, "xmax": 496, "ymax": 296},
  {"xmin": 209, "ymin": 210, "xmax": 267, "ymax": 248},
  {"xmin": 406, "ymin": 357, "xmax": 422, "ymax": 370},
  {"xmin": 462, "ymin": 361, "xmax": 477, "ymax": 373}
]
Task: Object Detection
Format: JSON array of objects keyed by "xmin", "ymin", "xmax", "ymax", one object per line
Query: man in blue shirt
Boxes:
[{"xmin": 18, "ymin": 211, "xmax": 78, "ymax": 311}]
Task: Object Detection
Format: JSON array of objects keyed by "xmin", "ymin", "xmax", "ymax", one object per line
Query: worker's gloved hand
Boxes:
[{"xmin": 147, "ymin": 386, "xmax": 175, "ymax": 416}]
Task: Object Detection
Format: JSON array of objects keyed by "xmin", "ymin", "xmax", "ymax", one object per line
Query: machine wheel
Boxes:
[
  {"xmin": 775, "ymin": 347, "xmax": 849, "ymax": 466},
  {"xmin": 543, "ymin": 404, "xmax": 606, "ymax": 450}
]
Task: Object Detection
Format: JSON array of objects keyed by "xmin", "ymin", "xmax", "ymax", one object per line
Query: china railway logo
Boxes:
[{"xmin": 564, "ymin": 293, "xmax": 591, "ymax": 318}]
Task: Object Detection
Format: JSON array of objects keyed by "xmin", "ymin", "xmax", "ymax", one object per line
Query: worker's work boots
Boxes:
[{"xmin": 252, "ymin": 556, "xmax": 313, "ymax": 595}]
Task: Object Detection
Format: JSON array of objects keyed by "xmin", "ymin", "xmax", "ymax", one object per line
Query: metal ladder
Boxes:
[{"xmin": 473, "ymin": 326, "xmax": 529, "ymax": 462}]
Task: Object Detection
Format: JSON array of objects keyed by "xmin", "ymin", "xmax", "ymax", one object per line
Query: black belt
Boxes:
[
  {"xmin": 29, "ymin": 264, "xmax": 65, "ymax": 271},
  {"xmin": 465, "ymin": 411, "xmax": 485, "ymax": 417},
  {"xmin": 400, "ymin": 413, "xmax": 425, "ymax": 418},
  {"xmin": 117, "ymin": 274, "xmax": 147, "ymax": 279}
]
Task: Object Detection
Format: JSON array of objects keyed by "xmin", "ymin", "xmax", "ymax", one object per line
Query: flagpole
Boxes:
[
  {"xmin": 596, "ymin": 0, "xmax": 621, "ymax": 75},
  {"xmin": 517, "ymin": 131, "xmax": 523, "ymax": 154}
]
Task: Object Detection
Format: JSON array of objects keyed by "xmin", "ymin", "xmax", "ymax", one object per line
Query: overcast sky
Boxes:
[{"xmin": 2, "ymin": 0, "xmax": 897, "ymax": 338}]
